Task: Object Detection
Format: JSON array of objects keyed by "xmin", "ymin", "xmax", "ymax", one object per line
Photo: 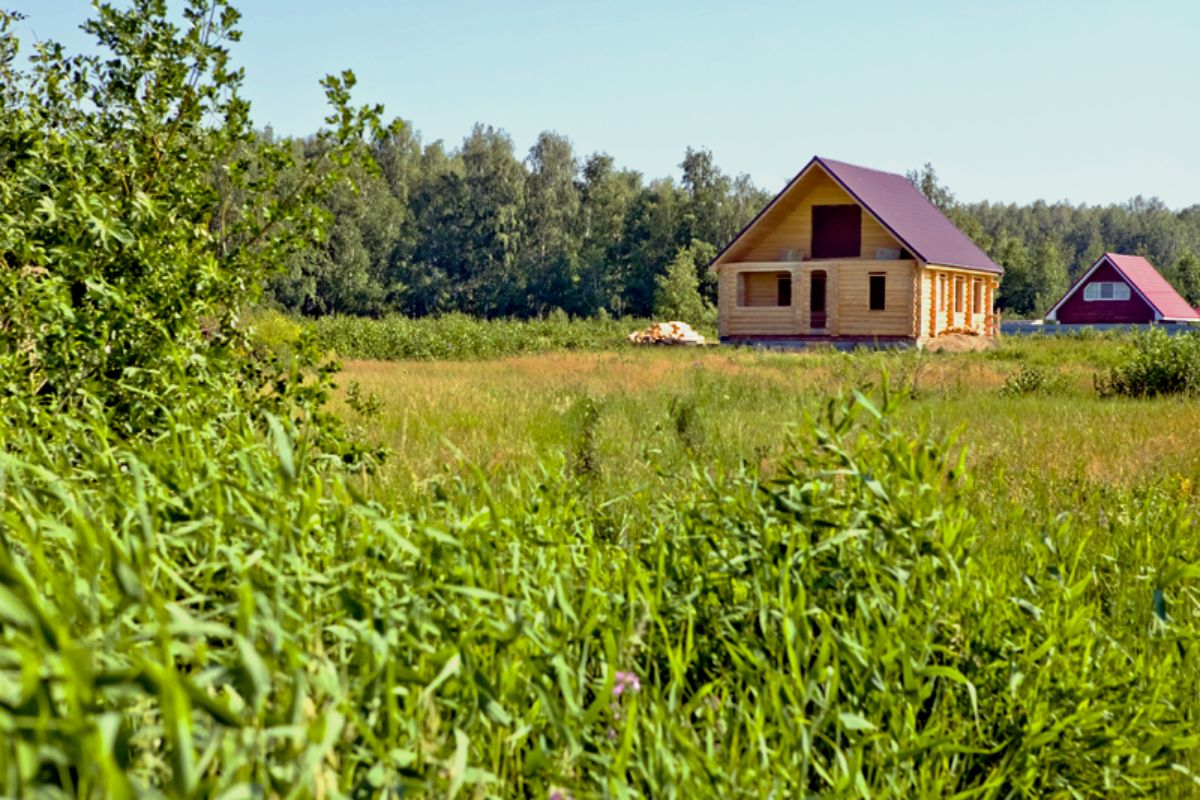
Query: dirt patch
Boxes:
[{"xmin": 923, "ymin": 333, "xmax": 997, "ymax": 354}]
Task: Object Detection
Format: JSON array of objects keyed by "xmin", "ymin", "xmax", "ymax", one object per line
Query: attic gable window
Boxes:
[
  {"xmin": 1083, "ymin": 282, "xmax": 1131, "ymax": 302},
  {"xmin": 812, "ymin": 205, "xmax": 862, "ymax": 259}
]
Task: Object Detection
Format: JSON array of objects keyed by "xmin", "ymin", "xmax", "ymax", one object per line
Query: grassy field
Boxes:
[
  {"xmin": 9, "ymin": 324, "xmax": 1200, "ymax": 796},
  {"xmin": 335, "ymin": 334, "xmax": 1200, "ymax": 517},
  {"xmin": 303, "ymin": 332, "xmax": 1200, "ymax": 794}
]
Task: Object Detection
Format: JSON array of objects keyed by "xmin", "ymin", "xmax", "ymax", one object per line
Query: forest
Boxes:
[{"xmin": 266, "ymin": 121, "xmax": 1200, "ymax": 321}]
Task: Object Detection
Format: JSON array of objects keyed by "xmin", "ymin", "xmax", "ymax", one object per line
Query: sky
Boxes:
[{"xmin": 14, "ymin": 0, "xmax": 1200, "ymax": 208}]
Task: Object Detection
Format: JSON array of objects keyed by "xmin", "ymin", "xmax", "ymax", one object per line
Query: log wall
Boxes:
[
  {"xmin": 718, "ymin": 260, "xmax": 921, "ymax": 338},
  {"xmin": 917, "ymin": 264, "xmax": 1002, "ymax": 341}
]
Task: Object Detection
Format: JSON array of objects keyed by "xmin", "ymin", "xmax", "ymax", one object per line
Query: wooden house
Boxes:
[
  {"xmin": 712, "ymin": 156, "xmax": 1003, "ymax": 345},
  {"xmin": 1043, "ymin": 253, "xmax": 1199, "ymax": 324}
]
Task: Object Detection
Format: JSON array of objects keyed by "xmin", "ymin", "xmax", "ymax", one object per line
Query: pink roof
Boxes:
[
  {"xmin": 1045, "ymin": 253, "xmax": 1200, "ymax": 321},
  {"xmin": 1103, "ymin": 254, "xmax": 1199, "ymax": 320},
  {"xmin": 817, "ymin": 158, "xmax": 1003, "ymax": 274}
]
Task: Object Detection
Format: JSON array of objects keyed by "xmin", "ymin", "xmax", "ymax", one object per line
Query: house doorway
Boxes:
[{"xmin": 810, "ymin": 271, "xmax": 827, "ymax": 329}]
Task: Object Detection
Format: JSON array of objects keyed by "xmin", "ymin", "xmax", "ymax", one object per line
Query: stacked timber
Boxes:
[{"xmin": 627, "ymin": 321, "xmax": 707, "ymax": 346}]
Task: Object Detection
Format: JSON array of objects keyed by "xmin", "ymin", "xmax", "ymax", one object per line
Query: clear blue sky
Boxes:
[{"xmin": 16, "ymin": 0, "xmax": 1200, "ymax": 208}]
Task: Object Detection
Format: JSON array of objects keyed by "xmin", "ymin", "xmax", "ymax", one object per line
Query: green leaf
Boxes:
[
  {"xmin": 837, "ymin": 712, "xmax": 876, "ymax": 732},
  {"xmin": 447, "ymin": 728, "xmax": 469, "ymax": 799},
  {"xmin": 0, "ymin": 586, "xmax": 36, "ymax": 630},
  {"xmin": 265, "ymin": 413, "xmax": 296, "ymax": 483}
]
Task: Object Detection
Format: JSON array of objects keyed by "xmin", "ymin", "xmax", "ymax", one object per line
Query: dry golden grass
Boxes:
[{"xmin": 333, "ymin": 342, "xmax": 1200, "ymax": 516}]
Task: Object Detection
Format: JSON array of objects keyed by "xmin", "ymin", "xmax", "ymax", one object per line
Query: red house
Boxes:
[{"xmin": 1044, "ymin": 253, "xmax": 1200, "ymax": 324}]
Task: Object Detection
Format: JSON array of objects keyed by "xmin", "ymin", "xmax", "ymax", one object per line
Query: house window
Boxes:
[
  {"xmin": 955, "ymin": 276, "xmax": 964, "ymax": 312},
  {"xmin": 1083, "ymin": 281, "xmax": 1131, "ymax": 301},
  {"xmin": 737, "ymin": 272, "xmax": 792, "ymax": 307},
  {"xmin": 811, "ymin": 205, "xmax": 862, "ymax": 259},
  {"xmin": 777, "ymin": 275, "xmax": 792, "ymax": 307},
  {"xmin": 869, "ymin": 273, "xmax": 886, "ymax": 310},
  {"xmin": 973, "ymin": 280, "xmax": 983, "ymax": 314}
]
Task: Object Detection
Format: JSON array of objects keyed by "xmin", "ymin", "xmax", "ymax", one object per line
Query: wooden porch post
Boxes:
[
  {"xmin": 985, "ymin": 278, "xmax": 996, "ymax": 336},
  {"xmin": 928, "ymin": 270, "xmax": 938, "ymax": 338},
  {"xmin": 965, "ymin": 277, "xmax": 974, "ymax": 328},
  {"xmin": 792, "ymin": 265, "xmax": 804, "ymax": 333},
  {"xmin": 944, "ymin": 275, "xmax": 952, "ymax": 331}
]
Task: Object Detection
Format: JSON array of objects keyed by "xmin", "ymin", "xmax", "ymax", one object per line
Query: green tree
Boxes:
[
  {"xmin": 523, "ymin": 131, "xmax": 582, "ymax": 315},
  {"xmin": 654, "ymin": 242, "xmax": 715, "ymax": 323},
  {"xmin": 458, "ymin": 125, "xmax": 526, "ymax": 315},
  {"xmin": 993, "ymin": 235, "xmax": 1035, "ymax": 316},
  {"xmin": 403, "ymin": 139, "xmax": 464, "ymax": 315},
  {"xmin": 371, "ymin": 118, "xmax": 422, "ymax": 268},
  {"xmin": 578, "ymin": 153, "xmax": 641, "ymax": 314},
  {"xmin": 271, "ymin": 140, "xmax": 404, "ymax": 316},
  {"xmin": 1168, "ymin": 250, "xmax": 1200, "ymax": 306},
  {"xmin": 679, "ymin": 147, "xmax": 732, "ymax": 248},
  {"xmin": 1030, "ymin": 239, "xmax": 1070, "ymax": 316},
  {"xmin": 616, "ymin": 179, "xmax": 684, "ymax": 316},
  {"xmin": 405, "ymin": 127, "xmax": 526, "ymax": 316},
  {"xmin": 906, "ymin": 162, "xmax": 956, "ymax": 212}
]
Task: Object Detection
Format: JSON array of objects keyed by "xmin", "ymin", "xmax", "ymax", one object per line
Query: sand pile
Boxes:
[{"xmin": 923, "ymin": 333, "xmax": 997, "ymax": 353}]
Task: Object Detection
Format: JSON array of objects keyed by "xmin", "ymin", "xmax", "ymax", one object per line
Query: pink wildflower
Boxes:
[{"xmin": 613, "ymin": 670, "xmax": 641, "ymax": 697}]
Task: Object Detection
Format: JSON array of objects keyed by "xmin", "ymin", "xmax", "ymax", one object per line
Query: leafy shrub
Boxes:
[
  {"xmin": 247, "ymin": 308, "xmax": 307, "ymax": 358},
  {"xmin": 1097, "ymin": 327, "xmax": 1200, "ymax": 397},
  {"xmin": 0, "ymin": 5, "xmax": 385, "ymax": 439},
  {"xmin": 1001, "ymin": 363, "xmax": 1067, "ymax": 396}
]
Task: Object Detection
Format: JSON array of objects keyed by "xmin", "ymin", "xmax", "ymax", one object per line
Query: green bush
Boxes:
[
  {"xmin": 1001, "ymin": 363, "xmax": 1067, "ymax": 396},
  {"xmin": 247, "ymin": 308, "xmax": 307, "ymax": 358},
  {"xmin": 1097, "ymin": 328, "xmax": 1200, "ymax": 398}
]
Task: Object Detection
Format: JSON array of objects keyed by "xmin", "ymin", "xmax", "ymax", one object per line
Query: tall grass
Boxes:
[{"xmin": 4, "ymin": 377, "xmax": 1199, "ymax": 796}]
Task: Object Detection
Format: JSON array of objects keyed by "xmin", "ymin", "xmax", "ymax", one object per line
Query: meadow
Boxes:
[
  {"xmin": 302, "ymin": 325, "xmax": 1200, "ymax": 795},
  {"xmin": 332, "ymin": 332, "xmax": 1200, "ymax": 510},
  {"xmin": 7, "ymin": 5, "xmax": 1198, "ymax": 794},
  {"xmin": 7, "ymin": 313, "xmax": 1200, "ymax": 796}
]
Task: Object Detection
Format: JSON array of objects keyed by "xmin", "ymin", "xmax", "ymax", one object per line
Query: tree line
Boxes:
[
  {"xmin": 265, "ymin": 122, "xmax": 1200, "ymax": 321},
  {"xmin": 266, "ymin": 123, "xmax": 769, "ymax": 321}
]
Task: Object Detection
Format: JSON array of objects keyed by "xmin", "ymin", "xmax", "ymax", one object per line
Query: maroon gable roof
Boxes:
[
  {"xmin": 1045, "ymin": 253, "xmax": 1200, "ymax": 322},
  {"xmin": 713, "ymin": 156, "xmax": 1002, "ymax": 274},
  {"xmin": 817, "ymin": 158, "xmax": 1002, "ymax": 274}
]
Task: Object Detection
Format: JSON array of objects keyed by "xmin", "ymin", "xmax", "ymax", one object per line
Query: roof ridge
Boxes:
[{"xmin": 817, "ymin": 156, "xmax": 908, "ymax": 181}]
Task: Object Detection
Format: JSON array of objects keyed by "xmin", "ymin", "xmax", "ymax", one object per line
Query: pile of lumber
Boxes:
[{"xmin": 627, "ymin": 321, "xmax": 707, "ymax": 346}]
